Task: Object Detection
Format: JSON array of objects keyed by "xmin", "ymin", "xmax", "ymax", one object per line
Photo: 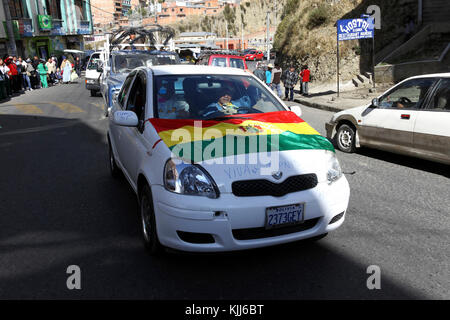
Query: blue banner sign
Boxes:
[
  {"xmin": 50, "ymin": 20, "xmax": 65, "ymax": 36},
  {"xmin": 337, "ymin": 18, "xmax": 374, "ymax": 41},
  {"xmin": 77, "ymin": 21, "xmax": 91, "ymax": 35}
]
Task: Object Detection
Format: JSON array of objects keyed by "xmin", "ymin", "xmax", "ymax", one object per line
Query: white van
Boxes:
[{"xmin": 85, "ymin": 51, "xmax": 103, "ymax": 96}]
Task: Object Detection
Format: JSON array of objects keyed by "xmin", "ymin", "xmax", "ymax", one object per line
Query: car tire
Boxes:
[
  {"xmin": 90, "ymin": 89, "xmax": 97, "ymax": 97},
  {"xmin": 336, "ymin": 123, "xmax": 356, "ymax": 153},
  {"xmin": 108, "ymin": 140, "xmax": 121, "ymax": 178},
  {"xmin": 139, "ymin": 184, "xmax": 163, "ymax": 255}
]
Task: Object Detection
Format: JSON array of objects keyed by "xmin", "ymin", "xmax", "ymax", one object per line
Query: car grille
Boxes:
[
  {"xmin": 231, "ymin": 174, "xmax": 318, "ymax": 197},
  {"xmin": 232, "ymin": 217, "xmax": 321, "ymax": 240}
]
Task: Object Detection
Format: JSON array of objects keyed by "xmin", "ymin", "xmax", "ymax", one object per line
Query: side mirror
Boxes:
[
  {"xmin": 112, "ymin": 92, "xmax": 119, "ymax": 103},
  {"xmin": 289, "ymin": 105, "xmax": 302, "ymax": 117},
  {"xmin": 96, "ymin": 65, "xmax": 103, "ymax": 73},
  {"xmin": 371, "ymin": 98, "xmax": 379, "ymax": 108},
  {"xmin": 113, "ymin": 111, "xmax": 138, "ymax": 127}
]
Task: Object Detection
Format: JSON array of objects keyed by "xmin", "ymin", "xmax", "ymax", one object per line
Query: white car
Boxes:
[
  {"xmin": 326, "ymin": 73, "xmax": 450, "ymax": 165},
  {"xmin": 85, "ymin": 51, "xmax": 103, "ymax": 96},
  {"xmin": 108, "ymin": 65, "xmax": 350, "ymax": 253}
]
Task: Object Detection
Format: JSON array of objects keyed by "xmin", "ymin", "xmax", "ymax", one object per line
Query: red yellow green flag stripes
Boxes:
[{"xmin": 148, "ymin": 111, "xmax": 334, "ymax": 162}]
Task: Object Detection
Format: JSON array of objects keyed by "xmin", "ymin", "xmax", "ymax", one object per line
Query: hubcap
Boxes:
[{"xmin": 339, "ymin": 130, "xmax": 352, "ymax": 148}]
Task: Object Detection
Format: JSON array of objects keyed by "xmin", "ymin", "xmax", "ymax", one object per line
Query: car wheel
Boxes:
[
  {"xmin": 139, "ymin": 184, "xmax": 163, "ymax": 255},
  {"xmin": 108, "ymin": 140, "xmax": 121, "ymax": 178},
  {"xmin": 336, "ymin": 123, "xmax": 356, "ymax": 153},
  {"xmin": 90, "ymin": 89, "xmax": 96, "ymax": 97}
]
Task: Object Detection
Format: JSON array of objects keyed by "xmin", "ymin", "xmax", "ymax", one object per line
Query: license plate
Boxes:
[{"xmin": 265, "ymin": 203, "xmax": 304, "ymax": 229}]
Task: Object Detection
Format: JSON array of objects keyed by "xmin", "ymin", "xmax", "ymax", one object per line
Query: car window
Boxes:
[
  {"xmin": 211, "ymin": 57, "xmax": 227, "ymax": 67},
  {"xmin": 154, "ymin": 74, "xmax": 285, "ymax": 120},
  {"xmin": 118, "ymin": 73, "xmax": 135, "ymax": 108},
  {"xmin": 378, "ymin": 78, "xmax": 435, "ymax": 109},
  {"xmin": 428, "ymin": 79, "xmax": 450, "ymax": 111},
  {"xmin": 87, "ymin": 53, "xmax": 100, "ymax": 70},
  {"xmin": 113, "ymin": 54, "xmax": 178, "ymax": 73},
  {"xmin": 230, "ymin": 58, "xmax": 245, "ymax": 69},
  {"xmin": 126, "ymin": 72, "xmax": 147, "ymax": 123}
]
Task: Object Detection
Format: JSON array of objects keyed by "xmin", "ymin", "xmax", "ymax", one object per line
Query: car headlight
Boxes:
[
  {"xmin": 164, "ymin": 159, "xmax": 219, "ymax": 199},
  {"xmin": 326, "ymin": 152, "xmax": 343, "ymax": 184}
]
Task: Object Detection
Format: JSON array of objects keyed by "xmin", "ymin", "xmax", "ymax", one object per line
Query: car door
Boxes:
[
  {"xmin": 118, "ymin": 71, "xmax": 149, "ymax": 183},
  {"xmin": 358, "ymin": 78, "xmax": 435, "ymax": 152},
  {"xmin": 413, "ymin": 78, "xmax": 450, "ymax": 163},
  {"xmin": 109, "ymin": 71, "xmax": 137, "ymax": 170}
]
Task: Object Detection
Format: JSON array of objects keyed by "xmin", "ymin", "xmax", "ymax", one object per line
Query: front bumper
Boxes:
[{"xmin": 152, "ymin": 176, "xmax": 350, "ymax": 252}]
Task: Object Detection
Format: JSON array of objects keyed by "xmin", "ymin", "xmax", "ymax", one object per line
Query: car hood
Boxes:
[
  {"xmin": 332, "ymin": 104, "xmax": 371, "ymax": 122},
  {"xmin": 149, "ymin": 111, "xmax": 336, "ymax": 193}
]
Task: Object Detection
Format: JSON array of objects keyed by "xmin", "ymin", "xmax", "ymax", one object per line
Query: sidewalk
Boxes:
[{"xmin": 287, "ymin": 82, "xmax": 392, "ymax": 113}]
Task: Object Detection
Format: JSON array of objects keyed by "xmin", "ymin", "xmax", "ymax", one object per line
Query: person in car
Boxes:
[
  {"xmin": 201, "ymin": 89, "xmax": 251, "ymax": 118},
  {"xmin": 157, "ymin": 82, "xmax": 189, "ymax": 119}
]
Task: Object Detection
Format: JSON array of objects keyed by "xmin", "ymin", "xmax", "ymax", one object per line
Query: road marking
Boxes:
[
  {"xmin": 14, "ymin": 104, "xmax": 44, "ymax": 114},
  {"xmin": 47, "ymin": 101, "xmax": 84, "ymax": 113},
  {"xmin": 90, "ymin": 102, "xmax": 105, "ymax": 110}
]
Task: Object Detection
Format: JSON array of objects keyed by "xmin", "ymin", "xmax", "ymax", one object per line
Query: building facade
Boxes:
[
  {"xmin": 0, "ymin": 0, "xmax": 93, "ymax": 59},
  {"xmin": 90, "ymin": 0, "xmax": 140, "ymax": 29}
]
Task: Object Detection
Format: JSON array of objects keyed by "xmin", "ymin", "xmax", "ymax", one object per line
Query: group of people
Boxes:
[
  {"xmin": 0, "ymin": 54, "xmax": 81, "ymax": 100},
  {"xmin": 253, "ymin": 62, "xmax": 311, "ymax": 101}
]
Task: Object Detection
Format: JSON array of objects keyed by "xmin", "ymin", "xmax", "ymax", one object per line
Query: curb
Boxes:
[{"xmin": 293, "ymin": 97, "xmax": 343, "ymax": 113}]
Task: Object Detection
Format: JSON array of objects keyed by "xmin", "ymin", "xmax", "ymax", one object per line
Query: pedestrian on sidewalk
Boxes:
[
  {"xmin": 265, "ymin": 64, "xmax": 273, "ymax": 87},
  {"xmin": 5, "ymin": 56, "xmax": 20, "ymax": 93},
  {"xmin": 270, "ymin": 63, "xmax": 283, "ymax": 98},
  {"xmin": 300, "ymin": 65, "xmax": 310, "ymax": 96},
  {"xmin": 26, "ymin": 58, "xmax": 37, "ymax": 89},
  {"xmin": 253, "ymin": 62, "xmax": 266, "ymax": 83},
  {"xmin": 32, "ymin": 56, "xmax": 41, "ymax": 88},
  {"xmin": 75, "ymin": 56, "xmax": 81, "ymax": 77},
  {"xmin": 0, "ymin": 58, "xmax": 11, "ymax": 97},
  {"xmin": 37, "ymin": 59, "xmax": 48, "ymax": 88},
  {"xmin": 19, "ymin": 57, "xmax": 32, "ymax": 91},
  {"xmin": 281, "ymin": 66, "xmax": 299, "ymax": 101},
  {"xmin": 61, "ymin": 56, "xmax": 72, "ymax": 84},
  {"xmin": 14, "ymin": 56, "xmax": 24, "ymax": 91},
  {"xmin": 46, "ymin": 58, "xmax": 56, "ymax": 86}
]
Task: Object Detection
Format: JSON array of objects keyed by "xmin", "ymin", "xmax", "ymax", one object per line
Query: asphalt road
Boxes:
[{"xmin": 0, "ymin": 80, "xmax": 448, "ymax": 299}]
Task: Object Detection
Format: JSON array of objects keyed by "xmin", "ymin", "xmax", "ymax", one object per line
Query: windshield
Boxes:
[
  {"xmin": 113, "ymin": 54, "xmax": 178, "ymax": 73},
  {"xmin": 87, "ymin": 54, "xmax": 100, "ymax": 70},
  {"xmin": 155, "ymin": 74, "xmax": 285, "ymax": 120}
]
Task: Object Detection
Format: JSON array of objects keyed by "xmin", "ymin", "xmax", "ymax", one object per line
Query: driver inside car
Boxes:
[{"xmin": 201, "ymin": 89, "xmax": 251, "ymax": 118}]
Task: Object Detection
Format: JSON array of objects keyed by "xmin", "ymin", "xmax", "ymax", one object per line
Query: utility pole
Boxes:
[
  {"xmin": 2, "ymin": 0, "xmax": 17, "ymax": 56},
  {"xmin": 241, "ymin": 21, "xmax": 244, "ymax": 51},
  {"xmin": 226, "ymin": 20, "xmax": 229, "ymax": 51},
  {"xmin": 266, "ymin": 11, "xmax": 270, "ymax": 61}
]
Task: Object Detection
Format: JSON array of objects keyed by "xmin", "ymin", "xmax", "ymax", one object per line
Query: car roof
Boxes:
[
  {"xmin": 206, "ymin": 54, "xmax": 245, "ymax": 59},
  {"xmin": 405, "ymin": 72, "xmax": 450, "ymax": 80},
  {"xmin": 110, "ymin": 50, "xmax": 178, "ymax": 56},
  {"xmin": 149, "ymin": 65, "xmax": 250, "ymax": 76}
]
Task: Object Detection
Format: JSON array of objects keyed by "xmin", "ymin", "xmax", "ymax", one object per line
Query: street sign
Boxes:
[
  {"xmin": 337, "ymin": 18, "xmax": 374, "ymax": 41},
  {"xmin": 336, "ymin": 17, "xmax": 376, "ymax": 97}
]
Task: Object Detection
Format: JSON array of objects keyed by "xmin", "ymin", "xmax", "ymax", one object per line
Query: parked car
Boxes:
[
  {"xmin": 243, "ymin": 50, "xmax": 264, "ymax": 61},
  {"xmin": 85, "ymin": 51, "xmax": 104, "ymax": 96},
  {"xmin": 326, "ymin": 73, "xmax": 450, "ymax": 165},
  {"xmin": 99, "ymin": 50, "xmax": 180, "ymax": 114},
  {"xmin": 107, "ymin": 65, "xmax": 350, "ymax": 254},
  {"xmin": 197, "ymin": 53, "xmax": 248, "ymax": 71}
]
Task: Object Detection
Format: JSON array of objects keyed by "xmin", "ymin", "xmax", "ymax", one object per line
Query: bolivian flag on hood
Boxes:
[{"xmin": 148, "ymin": 111, "xmax": 334, "ymax": 162}]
